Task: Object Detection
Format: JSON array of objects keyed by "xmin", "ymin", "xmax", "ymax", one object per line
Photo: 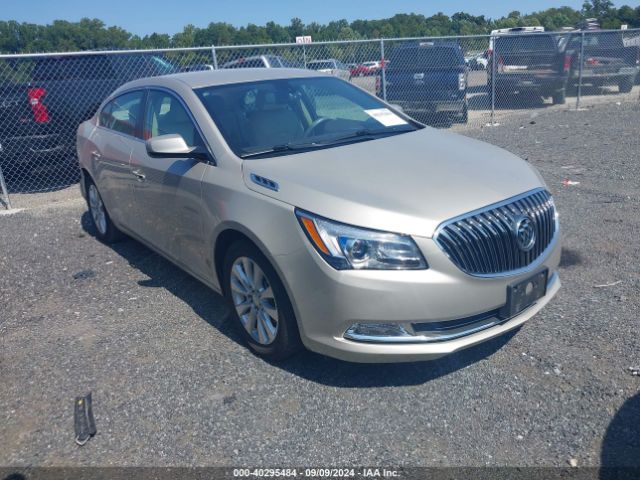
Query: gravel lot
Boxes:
[{"xmin": 1, "ymin": 101, "xmax": 639, "ymax": 469}]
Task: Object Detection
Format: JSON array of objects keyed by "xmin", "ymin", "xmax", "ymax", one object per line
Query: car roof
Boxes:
[{"xmin": 114, "ymin": 67, "xmax": 322, "ymax": 92}]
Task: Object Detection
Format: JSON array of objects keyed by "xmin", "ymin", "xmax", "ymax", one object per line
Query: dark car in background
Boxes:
[
  {"xmin": 489, "ymin": 33, "xmax": 570, "ymax": 105},
  {"xmin": 381, "ymin": 42, "xmax": 468, "ymax": 125},
  {"xmin": 566, "ymin": 31, "xmax": 639, "ymax": 92},
  {"xmin": 0, "ymin": 82, "xmax": 69, "ymax": 173},
  {"xmin": 30, "ymin": 53, "xmax": 177, "ymax": 130},
  {"xmin": 0, "ymin": 53, "xmax": 176, "ymax": 178}
]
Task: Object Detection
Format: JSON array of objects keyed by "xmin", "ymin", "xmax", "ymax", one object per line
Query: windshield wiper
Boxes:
[
  {"xmin": 240, "ymin": 143, "xmax": 311, "ymax": 159},
  {"xmin": 310, "ymin": 127, "xmax": 416, "ymax": 146},
  {"xmin": 239, "ymin": 127, "xmax": 416, "ymax": 159}
]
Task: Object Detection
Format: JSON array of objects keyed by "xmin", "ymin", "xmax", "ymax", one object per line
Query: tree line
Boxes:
[{"xmin": 1, "ymin": 0, "xmax": 639, "ymax": 53}]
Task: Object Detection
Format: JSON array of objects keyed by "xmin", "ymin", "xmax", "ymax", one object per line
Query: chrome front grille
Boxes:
[{"xmin": 434, "ymin": 189, "xmax": 557, "ymax": 276}]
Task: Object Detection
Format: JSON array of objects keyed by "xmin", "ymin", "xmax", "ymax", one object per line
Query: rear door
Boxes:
[
  {"xmin": 90, "ymin": 90, "xmax": 144, "ymax": 229},
  {"xmin": 130, "ymin": 89, "xmax": 209, "ymax": 276}
]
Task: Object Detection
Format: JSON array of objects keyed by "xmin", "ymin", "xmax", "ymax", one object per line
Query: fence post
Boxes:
[
  {"xmin": 211, "ymin": 45, "xmax": 219, "ymax": 70},
  {"xmin": 302, "ymin": 44, "xmax": 307, "ymax": 68},
  {"xmin": 576, "ymin": 31, "xmax": 585, "ymax": 110},
  {"xmin": 490, "ymin": 35, "xmax": 497, "ymax": 125},
  {"xmin": 0, "ymin": 165, "xmax": 11, "ymax": 210},
  {"xmin": 380, "ymin": 38, "xmax": 387, "ymax": 101}
]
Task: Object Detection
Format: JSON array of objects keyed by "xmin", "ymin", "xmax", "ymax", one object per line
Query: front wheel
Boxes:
[
  {"xmin": 223, "ymin": 241, "xmax": 302, "ymax": 361},
  {"xmin": 86, "ymin": 179, "xmax": 124, "ymax": 243}
]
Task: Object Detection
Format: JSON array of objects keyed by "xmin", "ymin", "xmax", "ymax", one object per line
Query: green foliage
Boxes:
[{"xmin": 0, "ymin": 2, "xmax": 639, "ymax": 54}]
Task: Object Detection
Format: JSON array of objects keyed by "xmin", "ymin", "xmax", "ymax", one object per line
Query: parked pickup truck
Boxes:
[
  {"xmin": 490, "ymin": 33, "xmax": 570, "ymax": 104},
  {"xmin": 0, "ymin": 82, "xmax": 69, "ymax": 173},
  {"xmin": 0, "ymin": 53, "xmax": 177, "ymax": 175},
  {"xmin": 566, "ymin": 31, "xmax": 639, "ymax": 93},
  {"xmin": 381, "ymin": 42, "xmax": 468, "ymax": 125}
]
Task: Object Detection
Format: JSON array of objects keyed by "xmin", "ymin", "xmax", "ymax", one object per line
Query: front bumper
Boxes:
[{"xmin": 278, "ymin": 225, "xmax": 562, "ymax": 363}]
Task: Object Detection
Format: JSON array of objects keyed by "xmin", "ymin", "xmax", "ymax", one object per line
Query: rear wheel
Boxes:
[
  {"xmin": 552, "ymin": 88, "xmax": 566, "ymax": 105},
  {"xmin": 86, "ymin": 179, "xmax": 124, "ymax": 243},
  {"xmin": 618, "ymin": 78, "xmax": 633, "ymax": 93},
  {"xmin": 223, "ymin": 240, "xmax": 302, "ymax": 361}
]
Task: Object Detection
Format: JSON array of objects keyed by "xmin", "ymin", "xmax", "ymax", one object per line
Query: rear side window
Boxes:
[
  {"xmin": 495, "ymin": 35, "xmax": 557, "ymax": 52},
  {"xmin": 571, "ymin": 32, "xmax": 624, "ymax": 48},
  {"xmin": 388, "ymin": 47, "xmax": 464, "ymax": 69},
  {"xmin": 99, "ymin": 90, "xmax": 144, "ymax": 137}
]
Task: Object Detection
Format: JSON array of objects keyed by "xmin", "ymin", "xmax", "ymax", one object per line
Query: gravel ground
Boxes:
[{"xmin": 1, "ymin": 101, "xmax": 639, "ymax": 469}]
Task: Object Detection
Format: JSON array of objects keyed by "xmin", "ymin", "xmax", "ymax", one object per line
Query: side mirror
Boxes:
[
  {"xmin": 145, "ymin": 134, "xmax": 209, "ymax": 161},
  {"xmin": 389, "ymin": 103, "xmax": 404, "ymax": 113}
]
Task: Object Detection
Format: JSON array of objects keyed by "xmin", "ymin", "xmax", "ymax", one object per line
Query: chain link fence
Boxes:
[{"xmin": 0, "ymin": 29, "xmax": 638, "ymax": 204}]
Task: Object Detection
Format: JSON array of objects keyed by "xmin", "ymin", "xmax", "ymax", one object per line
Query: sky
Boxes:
[{"xmin": 2, "ymin": 0, "xmax": 637, "ymax": 36}]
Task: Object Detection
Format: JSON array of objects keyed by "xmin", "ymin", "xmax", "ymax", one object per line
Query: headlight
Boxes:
[{"xmin": 295, "ymin": 209, "xmax": 428, "ymax": 270}]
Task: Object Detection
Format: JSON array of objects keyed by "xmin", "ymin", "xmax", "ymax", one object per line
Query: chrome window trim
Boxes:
[{"xmin": 433, "ymin": 187, "xmax": 560, "ymax": 278}]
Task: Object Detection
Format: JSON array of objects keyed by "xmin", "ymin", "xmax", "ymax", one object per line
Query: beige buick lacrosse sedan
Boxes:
[{"xmin": 77, "ymin": 68, "xmax": 561, "ymax": 363}]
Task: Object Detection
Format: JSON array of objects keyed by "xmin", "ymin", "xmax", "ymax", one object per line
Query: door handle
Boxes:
[
  {"xmin": 132, "ymin": 169, "xmax": 146, "ymax": 181},
  {"xmin": 91, "ymin": 151, "xmax": 102, "ymax": 160}
]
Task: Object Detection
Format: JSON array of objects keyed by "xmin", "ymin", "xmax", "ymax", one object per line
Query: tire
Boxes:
[
  {"xmin": 552, "ymin": 88, "xmax": 567, "ymax": 105},
  {"xmin": 223, "ymin": 240, "xmax": 302, "ymax": 361},
  {"xmin": 618, "ymin": 78, "xmax": 633, "ymax": 93},
  {"xmin": 453, "ymin": 102, "xmax": 468, "ymax": 124},
  {"xmin": 85, "ymin": 177, "xmax": 124, "ymax": 243}
]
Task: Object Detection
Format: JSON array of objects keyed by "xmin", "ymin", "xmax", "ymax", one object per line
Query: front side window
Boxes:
[
  {"xmin": 196, "ymin": 76, "xmax": 420, "ymax": 158},
  {"xmin": 99, "ymin": 90, "xmax": 144, "ymax": 137},
  {"xmin": 143, "ymin": 90, "xmax": 203, "ymax": 147}
]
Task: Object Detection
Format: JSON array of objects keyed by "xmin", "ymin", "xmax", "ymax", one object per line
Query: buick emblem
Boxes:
[{"xmin": 514, "ymin": 215, "xmax": 536, "ymax": 252}]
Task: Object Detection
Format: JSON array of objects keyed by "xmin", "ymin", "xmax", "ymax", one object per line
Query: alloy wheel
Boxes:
[
  {"xmin": 88, "ymin": 184, "xmax": 107, "ymax": 235},
  {"xmin": 230, "ymin": 256, "xmax": 279, "ymax": 345}
]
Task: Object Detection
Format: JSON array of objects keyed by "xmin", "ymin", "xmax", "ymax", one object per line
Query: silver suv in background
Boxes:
[
  {"xmin": 306, "ymin": 59, "xmax": 352, "ymax": 80},
  {"xmin": 221, "ymin": 55, "xmax": 302, "ymax": 69}
]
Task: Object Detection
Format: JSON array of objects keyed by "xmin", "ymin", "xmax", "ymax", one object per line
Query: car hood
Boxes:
[{"xmin": 241, "ymin": 128, "xmax": 546, "ymax": 237}]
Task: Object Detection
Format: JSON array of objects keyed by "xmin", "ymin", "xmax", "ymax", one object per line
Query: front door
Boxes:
[{"xmin": 130, "ymin": 89, "xmax": 209, "ymax": 278}]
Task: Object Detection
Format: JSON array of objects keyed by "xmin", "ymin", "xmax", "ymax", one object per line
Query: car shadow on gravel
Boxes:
[
  {"xmin": 271, "ymin": 330, "xmax": 518, "ymax": 387},
  {"xmin": 600, "ymin": 393, "xmax": 640, "ymax": 479},
  {"xmin": 82, "ymin": 211, "xmax": 521, "ymax": 387}
]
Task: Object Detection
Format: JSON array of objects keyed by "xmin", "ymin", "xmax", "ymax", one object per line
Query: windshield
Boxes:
[{"xmin": 196, "ymin": 76, "xmax": 420, "ymax": 159}]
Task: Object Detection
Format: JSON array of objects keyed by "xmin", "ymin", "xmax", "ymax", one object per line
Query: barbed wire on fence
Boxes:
[{"xmin": 0, "ymin": 28, "xmax": 638, "ymax": 203}]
